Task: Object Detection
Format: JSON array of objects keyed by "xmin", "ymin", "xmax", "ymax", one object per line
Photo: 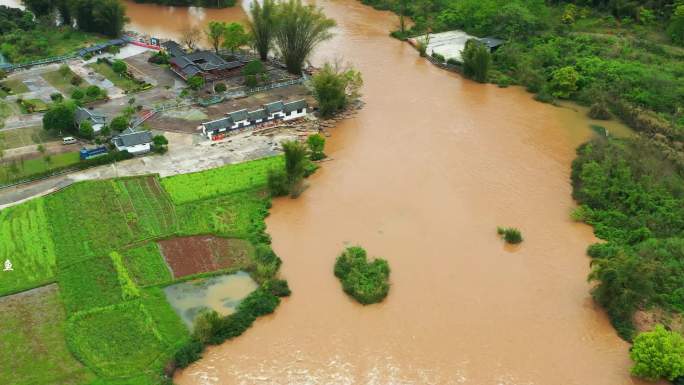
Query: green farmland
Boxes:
[
  {"xmin": 0, "ymin": 151, "xmax": 81, "ymax": 185},
  {"xmin": 0, "ymin": 156, "xmax": 288, "ymax": 384}
]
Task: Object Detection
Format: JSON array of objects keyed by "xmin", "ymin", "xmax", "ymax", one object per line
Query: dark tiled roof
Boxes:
[
  {"xmin": 75, "ymin": 107, "xmax": 106, "ymax": 125},
  {"xmin": 204, "ymin": 117, "xmax": 234, "ymax": 131},
  {"xmin": 479, "ymin": 37, "xmax": 504, "ymax": 49},
  {"xmin": 264, "ymin": 101, "xmax": 284, "ymax": 115},
  {"xmin": 283, "ymin": 99, "xmax": 307, "ymax": 113},
  {"xmin": 228, "ymin": 109, "xmax": 248, "ymax": 122},
  {"xmin": 114, "ymin": 131, "xmax": 153, "ymax": 147},
  {"xmin": 170, "ymin": 51, "xmax": 243, "ymax": 74},
  {"xmin": 162, "ymin": 41, "xmax": 186, "ymax": 58},
  {"xmin": 248, "ymin": 109, "xmax": 267, "ymax": 121}
]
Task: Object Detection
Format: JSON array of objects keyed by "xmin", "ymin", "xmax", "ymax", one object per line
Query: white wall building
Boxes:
[
  {"xmin": 112, "ymin": 130, "xmax": 153, "ymax": 155},
  {"xmin": 201, "ymin": 99, "xmax": 309, "ymax": 140}
]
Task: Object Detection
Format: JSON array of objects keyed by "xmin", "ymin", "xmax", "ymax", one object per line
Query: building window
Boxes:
[{"xmin": 297, "ymin": 108, "xmax": 303, "ymax": 113}]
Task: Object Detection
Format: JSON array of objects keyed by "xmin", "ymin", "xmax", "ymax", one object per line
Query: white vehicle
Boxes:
[{"xmin": 62, "ymin": 136, "xmax": 77, "ymax": 145}]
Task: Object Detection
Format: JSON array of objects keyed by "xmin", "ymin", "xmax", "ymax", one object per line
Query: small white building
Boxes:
[
  {"xmin": 112, "ymin": 130, "xmax": 153, "ymax": 155},
  {"xmin": 201, "ymin": 99, "xmax": 309, "ymax": 140},
  {"xmin": 410, "ymin": 30, "xmax": 503, "ymax": 63}
]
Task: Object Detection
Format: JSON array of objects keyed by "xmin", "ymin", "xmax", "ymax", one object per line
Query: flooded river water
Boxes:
[
  {"xmin": 1, "ymin": 0, "xmax": 643, "ymax": 383},
  {"xmin": 164, "ymin": 2, "xmax": 638, "ymax": 383}
]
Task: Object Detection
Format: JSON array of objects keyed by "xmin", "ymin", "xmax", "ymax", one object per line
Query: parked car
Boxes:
[{"xmin": 62, "ymin": 137, "xmax": 77, "ymax": 145}]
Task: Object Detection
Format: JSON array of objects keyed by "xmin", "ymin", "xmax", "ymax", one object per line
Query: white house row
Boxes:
[{"xmin": 201, "ymin": 99, "xmax": 309, "ymax": 141}]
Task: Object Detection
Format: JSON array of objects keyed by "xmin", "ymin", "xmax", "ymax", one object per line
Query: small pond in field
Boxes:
[{"xmin": 163, "ymin": 271, "xmax": 258, "ymax": 329}]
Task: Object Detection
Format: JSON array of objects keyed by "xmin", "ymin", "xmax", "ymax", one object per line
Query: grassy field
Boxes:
[
  {"xmin": 0, "ymin": 126, "xmax": 58, "ymax": 149},
  {"xmin": 0, "ymin": 199, "xmax": 57, "ymax": 296},
  {"xmin": 161, "ymin": 156, "xmax": 284, "ymax": 204},
  {"xmin": 176, "ymin": 191, "xmax": 270, "ymax": 240},
  {"xmin": 88, "ymin": 62, "xmax": 139, "ymax": 92},
  {"xmin": 0, "ymin": 285, "xmax": 96, "ymax": 385},
  {"xmin": 122, "ymin": 243, "xmax": 173, "ymax": 287},
  {"xmin": 0, "ymin": 99, "xmax": 14, "ymax": 128},
  {"xmin": 0, "ymin": 157, "xmax": 289, "ymax": 384},
  {"xmin": 42, "ymin": 67, "xmax": 77, "ymax": 95},
  {"xmin": 45, "ymin": 177, "xmax": 176, "ymax": 265},
  {"xmin": 0, "ymin": 151, "xmax": 80, "ymax": 184},
  {"xmin": 1, "ymin": 78, "xmax": 29, "ymax": 94},
  {"xmin": 66, "ymin": 301, "xmax": 169, "ymax": 378}
]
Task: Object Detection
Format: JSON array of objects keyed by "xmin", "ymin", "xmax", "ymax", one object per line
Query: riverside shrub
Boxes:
[
  {"xmin": 630, "ymin": 325, "xmax": 684, "ymax": 381},
  {"xmin": 334, "ymin": 246, "xmax": 390, "ymax": 305},
  {"xmin": 572, "ymin": 138, "xmax": 684, "ymax": 339},
  {"xmin": 497, "ymin": 227, "xmax": 523, "ymax": 244}
]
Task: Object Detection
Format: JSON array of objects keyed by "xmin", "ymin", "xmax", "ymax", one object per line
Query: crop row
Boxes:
[{"xmin": 161, "ymin": 156, "xmax": 284, "ymax": 204}]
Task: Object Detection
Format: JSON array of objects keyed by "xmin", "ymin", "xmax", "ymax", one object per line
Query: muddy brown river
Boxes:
[{"xmin": 2, "ymin": 0, "xmax": 645, "ymax": 383}]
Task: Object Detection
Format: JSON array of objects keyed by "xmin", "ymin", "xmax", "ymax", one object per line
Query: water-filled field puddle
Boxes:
[{"xmin": 164, "ymin": 272, "xmax": 258, "ymax": 328}]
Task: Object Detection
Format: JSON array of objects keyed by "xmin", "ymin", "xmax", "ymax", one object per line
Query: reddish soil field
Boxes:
[{"xmin": 158, "ymin": 236, "xmax": 253, "ymax": 278}]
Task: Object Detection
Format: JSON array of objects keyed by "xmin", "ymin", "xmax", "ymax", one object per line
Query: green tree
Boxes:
[
  {"xmin": 153, "ymin": 134, "xmax": 168, "ymax": 146},
  {"xmin": 669, "ymin": 5, "xmax": 684, "ymax": 45},
  {"xmin": 79, "ymin": 120, "xmax": 94, "ymax": 139},
  {"xmin": 550, "ymin": 66, "xmax": 580, "ymax": 99},
  {"xmin": 71, "ymin": 88, "xmax": 84, "ymax": 101},
  {"xmin": 630, "ymin": 325, "xmax": 684, "ymax": 381},
  {"xmin": 92, "ymin": 0, "xmax": 128, "ymax": 37},
  {"xmin": 109, "ymin": 116, "xmax": 129, "ymax": 132},
  {"xmin": 43, "ymin": 102, "xmax": 76, "ymax": 133},
  {"xmin": 588, "ymin": 251, "xmax": 655, "ymax": 339},
  {"xmin": 85, "ymin": 85, "xmax": 101, "ymax": 98},
  {"xmin": 307, "ymin": 134, "xmax": 326, "ymax": 161},
  {"xmin": 21, "ymin": 0, "xmax": 54, "ymax": 18},
  {"xmin": 282, "ymin": 140, "xmax": 308, "ymax": 193},
  {"xmin": 311, "ymin": 62, "xmax": 363, "ymax": 118},
  {"xmin": 111, "ymin": 60, "xmax": 127, "ymax": 76},
  {"xmin": 187, "ymin": 75, "xmax": 205, "ymax": 90},
  {"xmin": 222, "ymin": 22, "xmax": 249, "ymax": 53},
  {"xmin": 274, "ymin": 0, "xmax": 336, "ymax": 75},
  {"xmin": 462, "ymin": 39, "xmax": 491, "ymax": 83},
  {"xmin": 248, "ymin": 0, "xmax": 277, "ymax": 61},
  {"xmin": 205, "ymin": 21, "xmax": 227, "ymax": 54}
]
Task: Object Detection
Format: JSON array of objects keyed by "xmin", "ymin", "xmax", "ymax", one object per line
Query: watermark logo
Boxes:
[{"xmin": 3, "ymin": 259, "xmax": 12, "ymax": 271}]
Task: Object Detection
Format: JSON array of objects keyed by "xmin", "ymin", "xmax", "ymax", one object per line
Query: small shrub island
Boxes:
[
  {"xmin": 334, "ymin": 246, "xmax": 390, "ymax": 305},
  {"xmin": 497, "ymin": 227, "xmax": 523, "ymax": 244}
]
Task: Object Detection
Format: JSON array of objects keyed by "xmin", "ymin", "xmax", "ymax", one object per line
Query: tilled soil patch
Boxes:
[{"xmin": 158, "ymin": 235, "xmax": 253, "ymax": 278}]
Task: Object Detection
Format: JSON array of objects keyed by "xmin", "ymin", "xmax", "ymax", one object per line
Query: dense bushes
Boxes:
[
  {"xmin": 572, "ymin": 138, "xmax": 684, "ymax": 339},
  {"xmin": 334, "ymin": 246, "xmax": 390, "ymax": 305},
  {"xmin": 174, "ymin": 286, "xmax": 282, "ymax": 368},
  {"xmin": 630, "ymin": 325, "xmax": 684, "ymax": 381},
  {"xmin": 311, "ymin": 62, "xmax": 363, "ymax": 118},
  {"xmin": 462, "ymin": 39, "xmax": 491, "ymax": 83},
  {"xmin": 497, "ymin": 227, "xmax": 523, "ymax": 244}
]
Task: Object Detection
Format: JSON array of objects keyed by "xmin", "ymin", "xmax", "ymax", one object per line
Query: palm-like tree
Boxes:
[
  {"xmin": 248, "ymin": 0, "xmax": 277, "ymax": 61},
  {"xmin": 274, "ymin": 0, "xmax": 336, "ymax": 75}
]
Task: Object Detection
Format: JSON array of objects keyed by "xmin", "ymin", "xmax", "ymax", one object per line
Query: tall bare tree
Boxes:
[
  {"xmin": 274, "ymin": 0, "xmax": 336, "ymax": 75},
  {"xmin": 248, "ymin": 0, "xmax": 277, "ymax": 61},
  {"xmin": 180, "ymin": 25, "xmax": 202, "ymax": 51}
]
